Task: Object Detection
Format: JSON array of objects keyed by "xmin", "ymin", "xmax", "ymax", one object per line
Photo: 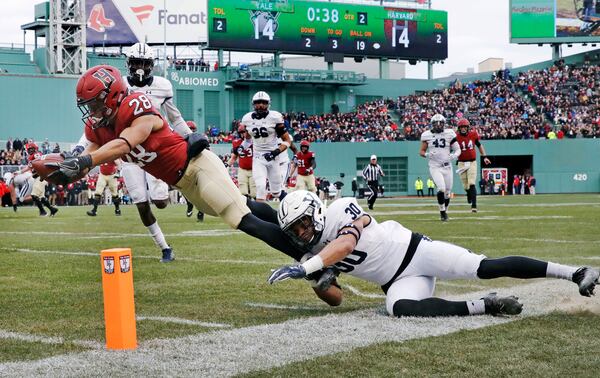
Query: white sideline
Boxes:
[
  {"xmin": 0, "ymin": 280, "xmax": 589, "ymax": 377},
  {"xmin": 0, "ymin": 330, "xmax": 103, "ymax": 350},
  {"xmin": 1, "ymin": 248, "xmax": 289, "ymax": 266},
  {"xmin": 245, "ymin": 303, "xmax": 324, "ymax": 311},
  {"xmin": 137, "ymin": 316, "xmax": 231, "ymax": 328}
]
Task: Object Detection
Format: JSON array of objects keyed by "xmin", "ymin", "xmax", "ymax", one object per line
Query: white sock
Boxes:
[
  {"xmin": 546, "ymin": 262, "xmax": 577, "ymax": 281},
  {"xmin": 438, "ymin": 204, "xmax": 446, "ymax": 212},
  {"xmin": 147, "ymin": 222, "xmax": 169, "ymax": 250},
  {"xmin": 466, "ymin": 299, "xmax": 486, "ymax": 315}
]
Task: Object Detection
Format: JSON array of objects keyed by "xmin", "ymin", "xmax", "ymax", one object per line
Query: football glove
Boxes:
[
  {"xmin": 263, "ymin": 148, "xmax": 281, "ymax": 162},
  {"xmin": 46, "ymin": 155, "xmax": 92, "ymax": 184},
  {"xmin": 267, "ymin": 264, "xmax": 306, "ymax": 284}
]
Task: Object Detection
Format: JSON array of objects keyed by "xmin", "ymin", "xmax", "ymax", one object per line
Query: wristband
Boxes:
[{"xmin": 301, "ymin": 255, "xmax": 324, "ymax": 275}]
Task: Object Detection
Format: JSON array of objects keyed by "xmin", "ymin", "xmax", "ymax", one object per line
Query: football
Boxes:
[{"xmin": 30, "ymin": 153, "xmax": 86, "ymax": 185}]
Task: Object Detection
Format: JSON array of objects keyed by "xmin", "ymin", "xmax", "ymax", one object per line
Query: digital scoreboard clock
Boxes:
[{"xmin": 208, "ymin": 0, "xmax": 448, "ymax": 60}]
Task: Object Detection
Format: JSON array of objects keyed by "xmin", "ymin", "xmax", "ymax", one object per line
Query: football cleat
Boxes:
[
  {"xmin": 471, "ymin": 208, "xmax": 478, "ymax": 213},
  {"xmin": 160, "ymin": 247, "xmax": 175, "ymax": 263},
  {"xmin": 39, "ymin": 211, "xmax": 48, "ymax": 217},
  {"xmin": 186, "ymin": 203, "xmax": 194, "ymax": 217},
  {"xmin": 440, "ymin": 211, "xmax": 448, "ymax": 221},
  {"xmin": 482, "ymin": 293, "xmax": 522, "ymax": 316},
  {"xmin": 50, "ymin": 207, "xmax": 59, "ymax": 217},
  {"xmin": 197, "ymin": 211, "xmax": 204, "ymax": 222},
  {"xmin": 115, "ymin": 208, "xmax": 121, "ymax": 216},
  {"xmin": 572, "ymin": 267, "xmax": 599, "ymax": 297}
]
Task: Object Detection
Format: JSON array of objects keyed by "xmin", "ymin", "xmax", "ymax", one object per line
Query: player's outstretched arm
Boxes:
[{"xmin": 268, "ymin": 215, "xmax": 369, "ymax": 284}]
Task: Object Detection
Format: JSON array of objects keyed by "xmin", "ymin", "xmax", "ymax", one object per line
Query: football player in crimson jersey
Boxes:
[
  {"xmin": 290, "ymin": 140, "xmax": 317, "ymax": 193},
  {"xmin": 228, "ymin": 124, "xmax": 256, "ymax": 199},
  {"xmin": 267, "ymin": 191, "xmax": 600, "ymax": 317},
  {"xmin": 86, "ymin": 160, "xmax": 121, "ymax": 216},
  {"xmin": 456, "ymin": 119, "xmax": 491, "ymax": 213},
  {"xmin": 14, "ymin": 143, "xmax": 59, "ymax": 216},
  {"xmin": 48, "ymin": 65, "xmax": 306, "ymax": 262}
]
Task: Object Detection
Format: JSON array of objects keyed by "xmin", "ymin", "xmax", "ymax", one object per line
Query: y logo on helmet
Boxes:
[{"xmin": 92, "ymin": 68, "xmax": 116, "ymax": 88}]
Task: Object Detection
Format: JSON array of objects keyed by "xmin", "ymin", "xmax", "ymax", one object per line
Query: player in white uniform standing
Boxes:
[
  {"xmin": 71, "ymin": 43, "xmax": 191, "ymax": 262},
  {"xmin": 419, "ymin": 114, "xmax": 461, "ymax": 221},
  {"xmin": 267, "ymin": 190, "xmax": 600, "ymax": 317},
  {"xmin": 241, "ymin": 92, "xmax": 294, "ymax": 202},
  {"xmin": 276, "ymin": 137, "xmax": 296, "ymax": 192}
]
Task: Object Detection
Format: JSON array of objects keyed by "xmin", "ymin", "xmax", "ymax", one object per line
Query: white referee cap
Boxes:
[{"xmin": 370, "ymin": 155, "xmax": 377, "ymax": 160}]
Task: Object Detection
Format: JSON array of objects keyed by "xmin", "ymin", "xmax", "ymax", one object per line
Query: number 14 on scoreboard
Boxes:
[{"xmin": 391, "ymin": 20, "xmax": 410, "ymax": 48}]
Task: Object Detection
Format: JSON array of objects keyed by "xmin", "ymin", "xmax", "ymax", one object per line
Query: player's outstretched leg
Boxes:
[
  {"xmin": 477, "ymin": 256, "xmax": 600, "ymax": 297},
  {"xmin": 31, "ymin": 195, "xmax": 47, "ymax": 216},
  {"xmin": 246, "ymin": 197, "xmax": 278, "ymax": 225},
  {"xmin": 112, "ymin": 196, "xmax": 121, "ymax": 216},
  {"xmin": 237, "ymin": 213, "xmax": 305, "ymax": 261},
  {"xmin": 436, "ymin": 191, "xmax": 447, "ymax": 221},
  {"xmin": 135, "ymin": 201, "xmax": 174, "ymax": 263},
  {"xmin": 469, "ymin": 185, "xmax": 478, "ymax": 212},
  {"xmin": 87, "ymin": 195, "xmax": 100, "ymax": 216},
  {"xmin": 40, "ymin": 196, "xmax": 58, "ymax": 216},
  {"xmin": 391, "ymin": 295, "xmax": 523, "ymax": 317}
]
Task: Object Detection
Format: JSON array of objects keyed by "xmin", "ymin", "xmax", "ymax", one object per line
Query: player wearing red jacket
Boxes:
[
  {"xmin": 455, "ymin": 119, "xmax": 491, "ymax": 212},
  {"xmin": 228, "ymin": 125, "xmax": 256, "ymax": 198},
  {"xmin": 87, "ymin": 160, "xmax": 121, "ymax": 216},
  {"xmin": 24, "ymin": 143, "xmax": 59, "ymax": 216},
  {"xmin": 47, "ymin": 65, "xmax": 306, "ymax": 262},
  {"xmin": 291, "ymin": 140, "xmax": 317, "ymax": 193}
]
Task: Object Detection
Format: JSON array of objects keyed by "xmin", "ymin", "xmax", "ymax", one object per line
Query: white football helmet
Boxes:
[
  {"xmin": 126, "ymin": 43, "xmax": 155, "ymax": 86},
  {"xmin": 430, "ymin": 113, "xmax": 446, "ymax": 133},
  {"xmin": 278, "ymin": 190, "xmax": 325, "ymax": 248},
  {"xmin": 252, "ymin": 91, "xmax": 271, "ymax": 117}
]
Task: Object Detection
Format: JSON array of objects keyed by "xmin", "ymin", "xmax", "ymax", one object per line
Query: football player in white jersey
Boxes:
[
  {"xmin": 71, "ymin": 43, "xmax": 192, "ymax": 263},
  {"xmin": 268, "ymin": 190, "xmax": 600, "ymax": 317},
  {"xmin": 276, "ymin": 137, "xmax": 297, "ymax": 191},
  {"xmin": 241, "ymin": 92, "xmax": 294, "ymax": 202},
  {"xmin": 420, "ymin": 114, "xmax": 461, "ymax": 221}
]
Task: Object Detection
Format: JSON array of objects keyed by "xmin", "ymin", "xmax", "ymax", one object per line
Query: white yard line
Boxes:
[
  {"xmin": 342, "ymin": 284, "xmax": 386, "ymax": 299},
  {"xmin": 137, "ymin": 316, "xmax": 231, "ymax": 329},
  {"xmin": 0, "ymin": 330, "xmax": 103, "ymax": 350},
  {"xmin": 0, "ymin": 248, "xmax": 288, "ymax": 266},
  {"xmin": 447, "ymin": 236, "xmax": 600, "ymax": 244},
  {"xmin": 0, "ymin": 280, "xmax": 588, "ymax": 377},
  {"xmin": 0, "ymin": 230, "xmax": 241, "ymax": 239},
  {"xmin": 244, "ymin": 302, "xmax": 324, "ymax": 311}
]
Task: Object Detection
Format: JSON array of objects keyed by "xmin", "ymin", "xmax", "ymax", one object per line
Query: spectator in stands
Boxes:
[
  {"xmin": 41, "ymin": 139, "xmax": 50, "ymax": 154},
  {"xmin": 6, "ymin": 138, "xmax": 12, "ymax": 151},
  {"xmin": 52, "ymin": 143, "xmax": 60, "ymax": 153},
  {"xmin": 12, "ymin": 138, "xmax": 22, "ymax": 152}
]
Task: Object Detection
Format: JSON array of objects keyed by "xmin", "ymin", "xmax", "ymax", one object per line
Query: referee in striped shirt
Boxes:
[{"xmin": 362, "ymin": 155, "xmax": 385, "ymax": 210}]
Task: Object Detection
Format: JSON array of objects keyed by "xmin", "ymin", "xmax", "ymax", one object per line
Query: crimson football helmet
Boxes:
[
  {"xmin": 186, "ymin": 120, "xmax": 197, "ymax": 132},
  {"xmin": 300, "ymin": 140, "xmax": 310, "ymax": 151},
  {"xmin": 26, "ymin": 142, "xmax": 38, "ymax": 154},
  {"xmin": 76, "ymin": 65, "xmax": 129, "ymax": 129},
  {"xmin": 457, "ymin": 118, "xmax": 470, "ymax": 135}
]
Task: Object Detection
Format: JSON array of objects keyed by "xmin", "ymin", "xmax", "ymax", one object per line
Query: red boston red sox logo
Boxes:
[{"xmin": 87, "ymin": 4, "xmax": 115, "ymax": 33}]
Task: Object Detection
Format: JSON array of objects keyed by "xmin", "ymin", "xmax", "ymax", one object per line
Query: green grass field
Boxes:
[{"xmin": 1, "ymin": 194, "xmax": 599, "ymax": 376}]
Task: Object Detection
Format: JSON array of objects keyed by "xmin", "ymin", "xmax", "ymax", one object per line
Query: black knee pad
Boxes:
[{"xmin": 436, "ymin": 191, "xmax": 445, "ymax": 204}]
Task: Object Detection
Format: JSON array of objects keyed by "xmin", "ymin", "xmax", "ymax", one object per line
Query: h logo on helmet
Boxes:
[{"xmin": 92, "ymin": 68, "xmax": 115, "ymax": 88}]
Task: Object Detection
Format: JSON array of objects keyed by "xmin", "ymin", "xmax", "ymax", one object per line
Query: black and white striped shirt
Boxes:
[{"xmin": 362, "ymin": 164, "xmax": 384, "ymax": 182}]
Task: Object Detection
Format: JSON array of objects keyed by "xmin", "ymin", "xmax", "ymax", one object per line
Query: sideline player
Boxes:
[
  {"xmin": 14, "ymin": 143, "xmax": 58, "ymax": 216},
  {"xmin": 228, "ymin": 124, "xmax": 256, "ymax": 199},
  {"xmin": 267, "ymin": 191, "xmax": 600, "ymax": 317},
  {"xmin": 87, "ymin": 160, "xmax": 121, "ymax": 216},
  {"xmin": 456, "ymin": 118, "xmax": 491, "ymax": 213},
  {"xmin": 290, "ymin": 140, "xmax": 317, "ymax": 193},
  {"xmin": 241, "ymin": 91, "xmax": 294, "ymax": 202},
  {"xmin": 46, "ymin": 65, "xmax": 306, "ymax": 262},
  {"xmin": 419, "ymin": 114, "xmax": 461, "ymax": 221}
]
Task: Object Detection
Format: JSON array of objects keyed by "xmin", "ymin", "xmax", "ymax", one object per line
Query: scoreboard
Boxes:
[{"xmin": 208, "ymin": 0, "xmax": 448, "ymax": 60}]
